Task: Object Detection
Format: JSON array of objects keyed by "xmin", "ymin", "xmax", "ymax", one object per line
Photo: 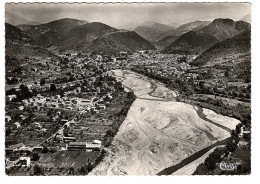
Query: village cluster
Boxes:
[{"xmin": 5, "ymin": 50, "xmax": 134, "ymax": 172}]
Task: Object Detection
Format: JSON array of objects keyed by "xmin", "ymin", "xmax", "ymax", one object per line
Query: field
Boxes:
[
  {"xmin": 89, "ymin": 70, "xmax": 235, "ymax": 175},
  {"xmin": 7, "ymin": 151, "xmax": 99, "ymax": 176}
]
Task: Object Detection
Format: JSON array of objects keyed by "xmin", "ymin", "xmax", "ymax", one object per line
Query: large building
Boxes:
[{"xmin": 67, "ymin": 141, "xmax": 101, "ymax": 151}]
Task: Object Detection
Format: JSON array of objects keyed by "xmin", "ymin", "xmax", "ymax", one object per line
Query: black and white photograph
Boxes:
[{"xmin": 2, "ymin": 1, "xmax": 255, "ymax": 177}]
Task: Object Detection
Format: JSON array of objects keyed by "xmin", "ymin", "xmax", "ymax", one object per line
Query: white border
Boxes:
[{"xmin": 1, "ymin": 0, "xmax": 260, "ymax": 183}]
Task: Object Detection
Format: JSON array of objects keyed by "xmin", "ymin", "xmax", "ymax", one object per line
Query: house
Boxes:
[
  {"xmin": 86, "ymin": 141, "xmax": 101, "ymax": 151},
  {"xmin": 9, "ymin": 143, "xmax": 25, "ymax": 150},
  {"xmin": 5, "ymin": 116, "xmax": 11, "ymax": 122},
  {"xmin": 32, "ymin": 146, "xmax": 43, "ymax": 153},
  {"xmin": 63, "ymin": 136, "xmax": 76, "ymax": 143},
  {"xmin": 19, "ymin": 115, "xmax": 26, "ymax": 122},
  {"xmin": 93, "ymin": 140, "xmax": 102, "ymax": 145},
  {"xmin": 31, "ymin": 68, "xmax": 38, "ymax": 72},
  {"xmin": 139, "ymin": 50, "xmax": 145, "ymax": 55},
  {"xmin": 5, "ymin": 148, "xmax": 14, "ymax": 155},
  {"xmin": 238, "ymin": 141, "xmax": 249, "ymax": 149},
  {"xmin": 55, "ymin": 134, "xmax": 63, "ymax": 142},
  {"xmin": 18, "ymin": 157, "xmax": 31, "ymax": 167},
  {"xmin": 18, "ymin": 106, "xmax": 24, "ymax": 110},
  {"xmin": 14, "ymin": 122, "xmax": 21, "ymax": 129},
  {"xmin": 40, "ymin": 128, "xmax": 48, "ymax": 133},
  {"xmin": 7, "ymin": 95, "xmax": 17, "ymax": 102},
  {"xmin": 78, "ymin": 99, "xmax": 92, "ymax": 107},
  {"xmin": 22, "ymin": 99, "xmax": 29, "ymax": 105},
  {"xmin": 17, "ymin": 147, "xmax": 33, "ymax": 154},
  {"xmin": 98, "ymin": 104, "xmax": 106, "ymax": 110}
]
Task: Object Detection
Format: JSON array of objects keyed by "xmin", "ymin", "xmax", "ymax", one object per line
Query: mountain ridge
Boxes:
[
  {"xmin": 134, "ymin": 22, "xmax": 175, "ymax": 42},
  {"xmin": 163, "ymin": 18, "xmax": 250, "ymax": 55},
  {"xmin": 5, "ymin": 11, "xmax": 40, "ymax": 26},
  {"xmin": 190, "ymin": 30, "xmax": 251, "ymax": 66}
]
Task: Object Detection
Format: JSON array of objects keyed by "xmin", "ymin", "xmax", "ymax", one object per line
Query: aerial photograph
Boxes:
[{"xmin": 4, "ymin": 2, "xmax": 251, "ymax": 176}]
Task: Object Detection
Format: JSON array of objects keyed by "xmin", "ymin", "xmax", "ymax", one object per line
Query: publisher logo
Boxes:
[{"xmin": 216, "ymin": 161, "xmax": 240, "ymax": 171}]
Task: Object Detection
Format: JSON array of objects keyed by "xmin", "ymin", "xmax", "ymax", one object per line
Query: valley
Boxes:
[{"xmin": 5, "ymin": 3, "xmax": 251, "ymax": 176}]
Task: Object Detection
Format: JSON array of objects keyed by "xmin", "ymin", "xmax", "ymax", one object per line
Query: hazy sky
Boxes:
[{"xmin": 5, "ymin": 3, "xmax": 251, "ymax": 30}]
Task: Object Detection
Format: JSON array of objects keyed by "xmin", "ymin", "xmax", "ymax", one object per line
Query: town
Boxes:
[
  {"xmin": 5, "ymin": 2, "xmax": 251, "ymax": 176},
  {"xmin": 5, "ymin": 51, "xmax": 137, "ymax": 175}
]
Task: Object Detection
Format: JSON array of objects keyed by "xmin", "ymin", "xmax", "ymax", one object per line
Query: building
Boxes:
[
  {"xmin": 14, "ymin": 122, "xmax": 21, "ymax": 129},
  {"xmin": 7, "ymin": 95, "xmax": 17, "ymax": 102},
  {"xmin": 9, "ymin": 143, "xmax": 25, "ymax": 150},
  {"xmin": 238, "ymin": 141, "xmax": 249, "ymax": 149},
  {"xmin": 63, "ymin": 136, "xmax": 76, "ymax": 143},
  {"xmin": 5, "ymin": 148, "xmax": 14, "ymax": 155},
  {"xmin": 86, "ymin": 142, "xmax": 101, "ymax": 151},
  {"xmin": 67, "ymin": 142, "xmax": 87, "ymax": 151},
  {"xmin": 5, "ymin": 116, "xmax": 11, "ymax": 122},
  {"xmin": 32, "ymin": 146, "xmax": 43, "ymax": 153},
  {"xmin": 77, "ymin": 99, "xmax": 92, "ymax": 107},
  {"xmin": 19, "ymin": 157, "xmax": 31, "ymax": 167}
]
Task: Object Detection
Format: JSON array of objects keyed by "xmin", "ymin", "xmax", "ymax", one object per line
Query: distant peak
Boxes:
[{"xmin": 212, "ymin": 18, "xmax": 235, "ymax": 24}]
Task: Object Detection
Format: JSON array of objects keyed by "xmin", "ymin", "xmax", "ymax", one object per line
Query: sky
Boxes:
[{"xmin": 5, "ymin": 3, "xmax": 251, "ymax": 30}]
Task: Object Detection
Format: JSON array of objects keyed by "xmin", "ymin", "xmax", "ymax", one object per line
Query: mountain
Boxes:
[
  {"xmin": 163, "ymin": 18, "xmax": 250, "ymax": 55},
  {"xmin": 5, "ymin": 23, "xmax": 30, "ymax": 41},
  {"xmin": 134, "ymin": 22, "xmax": 175, "ymax": 42},
  {"xmin": 157, "ymin": 21, "xmax": 210, "ymax": 47},
  {"xmin": 59, "ymin": 22, "xmax": 155, "ymax": 54},
  {"xmin": 18, "ymin": 18, "xmax": 88, "ymax": 47},
  {"xmin": 168, "ymin": 22, "xmax": 181, "ymax": 28},
  {"xmin": 5, "ymin": 23, "xmax": 60, "ymax": 63},
  {"xmin": 240, "ymin": 14, "xmax": 251, "ymax": 23},
  {"xmin": 163, "ymin": 31, "xmax": 218, "ymax": 55},
  {"xmin": 5, "ymin": 23, "xmax": 62, "ymax": 85},
  {"xmin": 168, "ymin": 21, "xmax": 210, "ymax": 36},
  {"xmin": 58, "ymin": 22, "xmax": 117, "ymax": 46},
  {"xmin": 190, "ymin": 30, "xmax": 251, "ymax": 66},
  {"xmin": 5, "ymin": 11, "xmax": 40, "ymax": 26},
  {"xmin": 17, "ymin": 19, "xmax": 155, "ymax": 54},
  {"xmin": 86, "ymin": 31, "xmax": 156, "ymax": 54},
  {"xmin": 196, "ymin": 19, "xmax": 250, "ymax": 40}
]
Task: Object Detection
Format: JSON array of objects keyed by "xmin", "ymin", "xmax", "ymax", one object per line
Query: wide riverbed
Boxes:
[{"xmin": 90, "ymin": 70, "xmax": 239, "ymax": 175}]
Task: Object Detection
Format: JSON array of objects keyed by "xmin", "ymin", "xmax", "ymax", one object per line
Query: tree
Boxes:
[
  {"xmin": 226, "ymin": 138, "xmax": 237, "ymax": 152},
  {"xmin": 18, "ymin": 84, "xmax": 33, "ymax": 100},
  {"xmin": 33, "ymin": 164, "xmax": 43, "ymax": 175},
  {"xmin": 40, "ymin": 78, "xmax": 46, "ymax": 86},
  {"xmin": 5, "ymin": 128, "xmax": 11, "ymax": 136},
  {"xmin": 79, "ymin": 164, "xmax": 88, "ymax": 175},
  {"xmin": 50, "ymin": 84, "xmax": 56, "ymax": 92},
  {"xmin": 193, "ymin": 164, "xmax": 209, "ymax": 175},
  {"xmin": 87, "ymin": 163, "xmax": 93, "ymax": 172},
  {"xmin": 68, "ymin": 167, "xmax": 75, "ymax": 175},
  {"xmin": 41, "ymin": 146, "xmax": 49, "ymax": 153},
  {"xmin": 32, "ymin": 153, "xmax": 40, "ymax": 161}
]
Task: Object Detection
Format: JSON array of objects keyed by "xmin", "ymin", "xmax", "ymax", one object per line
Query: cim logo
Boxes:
[{"xmin": 216, "ymin": 161, "xmax": 240, "ymax": 171}]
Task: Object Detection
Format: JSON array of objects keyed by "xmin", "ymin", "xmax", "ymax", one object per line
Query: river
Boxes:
[{"xmin": 89, "ymin": 70, "xmax": 239, "ymax": 175}]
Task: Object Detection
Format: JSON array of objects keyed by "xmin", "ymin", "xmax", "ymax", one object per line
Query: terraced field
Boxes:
[{"xmin": 89, "ymin": 70, "xmax": 239, "ymax": 175}]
